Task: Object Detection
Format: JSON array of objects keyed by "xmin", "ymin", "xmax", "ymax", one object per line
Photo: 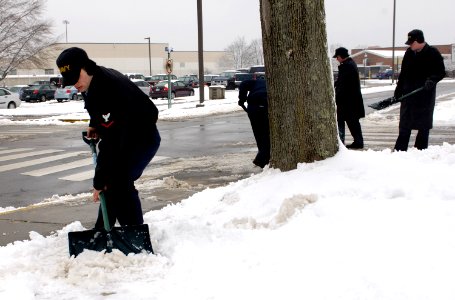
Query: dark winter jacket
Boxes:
[
  {"xmin": 238, "ymin": 79, "xmax": 267, "ymax": 106},
  {"xmin": 83, "ymin": 66, "xmax": 159, "ymax": 190},
  {"xmin": 334, "ymin": 57, "xmax": 365, "ymax": 120},
  {"xmin": 395, "ymin": 44, "xmax": 445, "ymax": 130}
]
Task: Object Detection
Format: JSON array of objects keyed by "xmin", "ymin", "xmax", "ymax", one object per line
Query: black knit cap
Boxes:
[
  {"xmin": 405, "ymin": 29, "xmax": 425, "ymax": 45},
  {"xmin": 333, "ymin": 47, "xmax": 349, "ymax": 59},
  {"xmin": 56, "ymin": 47, "xmax": 91, "ymax": 86}
]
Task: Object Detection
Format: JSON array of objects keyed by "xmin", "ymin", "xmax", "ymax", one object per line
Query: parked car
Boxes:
[
  {"xmin": 124, "ymin": 73, "xmax": 145, "ymax": 80},
  {"xmin": 234, "ymin": 73, "xmax": 255, "ymax": 87},
  {"xmin": 54, "ymin": 85, "xmax": 80, "ymax": 102},
  {"xmin": 248, "ymin": 65, "xmax": 265, "ymax": 74},
  {"xmin": 148, "ymin": 74, "xmax": 177, "ymax": 86},
  {"xmin": 178, "ymin": 75, "xmax": 199, "ymax": 88},
  {"xmin": 21, "ymin": 84, "xmax": 56, "ymax": 102},
  {"xmin": 7, "ymin": 85, "xmax": 28, "ymax": 99},
  {"xmin": 211, "ymin": 70, "xmax": 238, "ymax": 89},
  {"xmin": 0, "ymin": 87, "xmax": 21, "ymax": 109},
  {"xmin": 132, "ymin": 79, "xmax": 151, "ymax": 96},
  {"xmin": 377, "ymin": 69, "xmax": 399, "ymax": 79},
  {"xmin": 203, "ymin": 74, "xmax": 219, "ymax": 86},
  {"xmin": 150, "ymin": 80, "xmax": 195, "ymax": 99}
]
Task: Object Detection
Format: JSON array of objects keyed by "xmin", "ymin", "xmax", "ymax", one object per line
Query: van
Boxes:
[{"xmin": 124, "ymin": 73, "xmax": 145, "ymax": 80}]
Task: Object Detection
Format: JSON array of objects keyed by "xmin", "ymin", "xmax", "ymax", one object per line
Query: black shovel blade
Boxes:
[
  {"xmin": 68, "ymin": 224, "xmax": 154, "ymax": 257},
  {"xmin": 368, "ymin": 96, "xmax": 398, "ymax": 110}
]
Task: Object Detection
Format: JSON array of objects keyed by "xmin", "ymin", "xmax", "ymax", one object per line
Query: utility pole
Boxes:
[
  {"xmin": 196, "ymin": 0, "xmax": 205, "ymax": 107},
  {"xmin": 63, "ymin": 20, "xmax": 69, "ymax": 43},
  {"xmin": 144, "ymin": 37, "xmax": 152, "ymax": 76},
  {"xmin": 392, "ymin": 0, "xmax": 396, "ymax": 84}
]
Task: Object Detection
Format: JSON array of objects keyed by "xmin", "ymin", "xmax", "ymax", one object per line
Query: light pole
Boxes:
[
  {"xmin": 63, "ymin": 20, "xmax": 69, "ymax": 43},
  {"xmin": 391, "ymin": 0, "xmax": 396, "ymax": 84},
  {"xmin": 363, "ymin": 51, "xmax": 368, "ymax": 86},
  {"xmin": 144, "ymin": 37, "xmax": 152, "ymax": 76},
  {"xmin": 196, "ymin": 0, "xmax": 205, "ymax": 107}
]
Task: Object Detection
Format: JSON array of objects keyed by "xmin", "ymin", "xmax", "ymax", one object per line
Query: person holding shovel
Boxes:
[
  {"xmin": 393, "ymin": 29, "xmax": 446, "ymax": 151},
  {"xmin": 238, "ymin": 75, "xmax": 270, "ymax": 168},
  {"xmin": 56, "ymin": 47, "xmax": 161, "ymax": 229}
]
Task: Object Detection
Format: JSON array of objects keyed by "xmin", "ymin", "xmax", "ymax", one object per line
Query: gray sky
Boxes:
[{"xmin": 45, "ymin": 0, "xmax": 455, "ymax": 51}]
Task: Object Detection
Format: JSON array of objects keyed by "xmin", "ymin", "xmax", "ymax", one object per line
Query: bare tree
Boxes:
[
  {"xmin": 259, "ymin": 0, "xmax": 338, "ymax": 171},
  {"xmin": 220, "ymin": 36, "xmax": 264, "ymax": 70},
  {"xmin": 0, "ymin": 0, "xmax": 56, "ymax": 81}
]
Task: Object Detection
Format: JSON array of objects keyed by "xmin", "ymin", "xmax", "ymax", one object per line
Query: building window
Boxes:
[{"xmin": 44, "ymin": 69, "xmax": 54, "ymax": 75}]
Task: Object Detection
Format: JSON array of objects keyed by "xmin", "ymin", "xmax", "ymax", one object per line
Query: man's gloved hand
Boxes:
[
  {"xmin": 238, "ymin": 100, "xmax": 245, "ymax": 107},
  {"xmin": 424, "ymin": 79, "xmax": 435, "ymax": 91}
]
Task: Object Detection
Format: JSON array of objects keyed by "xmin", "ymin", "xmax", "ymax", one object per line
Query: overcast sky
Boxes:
[{"xmin": 45, "ymin": 0, "xmax": 455, "ymax": 52}]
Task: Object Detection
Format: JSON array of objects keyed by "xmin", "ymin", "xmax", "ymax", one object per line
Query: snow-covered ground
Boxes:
[{"xmin": 1, "ymin": 81, "xmax": 455, "ymax": 299}]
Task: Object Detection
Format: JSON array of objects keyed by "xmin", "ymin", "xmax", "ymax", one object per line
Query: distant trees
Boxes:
[
  {"xmin": 220, "ymin": 37, "xmax": 264, "ymax": 70},
  {"xmin": 0, "ymin": 0, "xmax": 56, "ymax": 82}
]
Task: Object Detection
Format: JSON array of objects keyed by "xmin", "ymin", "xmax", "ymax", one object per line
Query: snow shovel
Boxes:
[
  {"xmin": 67, "ymin": 132, "xmax": 154, "ymax": 257},
  {"xmin": 368, "ymin": 86, "xmax": 425, "ymax": 110}
]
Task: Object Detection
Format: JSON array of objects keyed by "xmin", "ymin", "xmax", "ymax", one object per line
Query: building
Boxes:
[
  {"xmin": 349, "ymin": 44, "xmax": 454, "ymax": 78},
  {"xmin": 2, "ymin": 43, "xmax": 227, "ymax": 86}
]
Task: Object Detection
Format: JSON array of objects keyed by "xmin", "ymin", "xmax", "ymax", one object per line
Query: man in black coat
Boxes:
[
  {"xmin": 394, "ymin": 29, "xmax": 446, "ymax": 151},
  {"xmin": 56, "ymin": 47, "xmax": 161, "ymax": 229},
  {"xmin": 333, "ymin": 47, "xmax": 365, "ymax": 149},
  {"xmin": 238, "ymin": 77, "xmax": 270, "ymax": 168}
]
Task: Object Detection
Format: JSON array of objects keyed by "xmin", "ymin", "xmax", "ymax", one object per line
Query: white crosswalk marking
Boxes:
[
  {"xmin": 22, "ymin": 158, "xmax": 93, "ymax": 177},
  {"xmin": 0, "ymin": 146, "xmax": 170, "ymax": 182},
  {"xmin": 0, "ymin": 149, "xmax": 63, "ymax": 162},
  {"xmin": 60, "ymin": 170, "xmax": 94, "ymax": 182},
  {"xmin": 0, "ymin": 151, "xmax": 85, "ymax": 172},
  {"xmin": 0, "ymin": 148, "xmax": 34, "ymax": 155}
]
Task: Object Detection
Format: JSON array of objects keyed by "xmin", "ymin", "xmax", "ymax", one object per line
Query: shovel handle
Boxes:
[{"xmin": 99, "ymin": 192, "xmax": 111, "ymax": 231}]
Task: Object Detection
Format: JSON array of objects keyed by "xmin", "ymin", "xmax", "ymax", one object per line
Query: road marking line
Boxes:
[
  {"xmin": 60, "ymin": 170, "xmax": 93, "ymax": 182},
  {"xmin": 22, "ymin": 158, "xmax": 93, "ymax": 176},
  {"xmin": 0, "ymin": 148, "xmax": 34, "ymax": 155},
  {"xmin": 59, "ymin": 156, "xmax": 169, "ymax": 182},
  {"xmin": 0, "ymin": 151, "xmax": 85, "ymax": 172},
  {"xmin": 0, "ymin": 149, "xmax": 63, "ymax": 162}
]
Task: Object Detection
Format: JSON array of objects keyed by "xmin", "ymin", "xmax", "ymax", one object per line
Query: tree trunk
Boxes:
[{"xmin": 259, "ymin": 0, "xmax": 338, "ymax": 171}]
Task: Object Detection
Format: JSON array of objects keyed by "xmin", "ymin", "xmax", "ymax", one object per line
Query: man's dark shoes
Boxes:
[
  {"xmin": 346, "ymin": 142, "xmax": 364, "ymax": 149},
  {"xmin": 253, "ymin": 158, "xmax": 267, "ymax": 168}
]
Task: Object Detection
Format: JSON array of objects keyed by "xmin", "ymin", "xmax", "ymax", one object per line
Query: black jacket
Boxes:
[
  {"xmin": 395, "ymin": 44, "xmax": 445, "ymax": 130},
  {"xmin": 238, "ymin": 79, "xmax": 267, "ymax": 106},
  {"xmin": 83, "ymin": 66, "xmax": 159, "ymax": 190},
  {"xmin": 334, "ymin": 57, "xmax": 365, "ymax": 120}
]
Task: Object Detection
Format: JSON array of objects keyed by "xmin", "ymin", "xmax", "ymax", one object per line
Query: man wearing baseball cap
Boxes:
[
  {"xmin": 393, "ymin": 29, "xmax": 446, "ymax": 151},
  {"xmin": 56, "ymin": 47, "xmax": 161, "ymax": 229}
]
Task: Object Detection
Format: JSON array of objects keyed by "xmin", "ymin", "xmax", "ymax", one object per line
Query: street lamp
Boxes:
[
  {"xmin": 144, "ymin": 37, "xmax": 151, "ymax": 76},
  {"xmin": 363, "ymin": 51, "xmax": 368, "ymax": 86},
  {"xmin": 63, "ymin": 20, "xmax": 69, "ymax": 43}
]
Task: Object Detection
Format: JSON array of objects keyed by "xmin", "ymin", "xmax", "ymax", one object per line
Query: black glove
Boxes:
[
  {"xmin": 424, "ymin": 79, "xmax": 435, "ymax": 91},
  {"xmin": 238, "ymin": 100, "xmax": 245, "ymax": 107}
]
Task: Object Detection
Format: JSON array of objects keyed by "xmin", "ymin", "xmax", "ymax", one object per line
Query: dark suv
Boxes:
[
  {"xmin": 178, "ymin": 75, "xmax": 199, "ymax": 88},
  {"xmin": 21, "ymin": 84, "xmax": 56, "ymax": 102}
]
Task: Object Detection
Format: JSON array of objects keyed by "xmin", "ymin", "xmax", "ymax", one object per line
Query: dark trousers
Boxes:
[
  {"xmin": 337, "ymin": 118, "xmax": 363, "ymax": 145},
  {"xmin": 247, "ymin": 105, "xmax": 270, "ymax": 167},
  {"xmin": 95, "ymin": 128, "xmax": 161, "ymax": 229},
  {"xmin": 394, "ymin": 128, "xmax": 430, "ymax": 151}
]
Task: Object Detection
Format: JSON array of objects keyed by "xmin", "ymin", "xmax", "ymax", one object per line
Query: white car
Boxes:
[
  {"xmin": 132, "ymin": 79, "xmax": 151, "ymax": 96},
  {"xmin": 0, "ymin": 87, "xmax": 21, "ymax": 109}
]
